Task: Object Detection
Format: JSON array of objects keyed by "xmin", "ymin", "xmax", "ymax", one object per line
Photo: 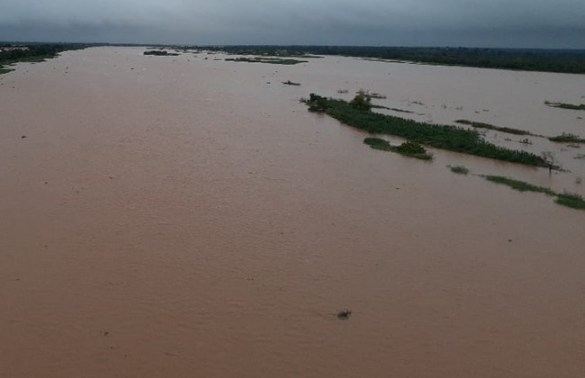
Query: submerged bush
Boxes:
[
  {"xmin": 350, "ymin": 92, "xmax": 372, "ymax": 111},
  {"xmin": 449, "ymin": 165, "xmax": 470, "ymax": 175}
]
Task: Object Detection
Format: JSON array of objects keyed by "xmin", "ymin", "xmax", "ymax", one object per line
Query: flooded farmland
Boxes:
[{"xmin": 1, "ymin": 47, "xmax": 584, "ymax": 377}]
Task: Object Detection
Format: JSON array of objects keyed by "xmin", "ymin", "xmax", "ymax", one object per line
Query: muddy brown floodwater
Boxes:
[{"xmin": 1, "ymin": 47, "xmax": 585, "ymax": 377}]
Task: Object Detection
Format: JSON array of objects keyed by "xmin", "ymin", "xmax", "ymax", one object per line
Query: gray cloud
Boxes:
[{"xmin": 1, "ymin": 0, "xmax": 584, "ymax": 48}]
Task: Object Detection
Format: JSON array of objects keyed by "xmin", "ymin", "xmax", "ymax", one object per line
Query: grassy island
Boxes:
[{"xmin": 304, "ymin": 94, "xmax": 549, "ymax": 167}]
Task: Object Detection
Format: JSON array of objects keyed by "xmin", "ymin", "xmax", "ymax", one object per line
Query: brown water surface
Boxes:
[{"xmin": 1, "ymin": 47, "xmax": 584, "ymax": 377}]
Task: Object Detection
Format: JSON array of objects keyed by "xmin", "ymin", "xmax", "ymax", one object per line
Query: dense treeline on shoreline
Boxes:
[
  {"xmin": 195, "ymin": 45, "xmax": 585, "ymax": 74},
  {"xmin": 0, "ymin": 43, "xmax": 90, "ymax": 74},
  {"xmin": 3, "ymin": 42, "xmax": 584, "ymax": 74}
]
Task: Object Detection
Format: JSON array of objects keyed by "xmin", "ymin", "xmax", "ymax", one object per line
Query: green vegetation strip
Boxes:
[
  {"xmin": 549, "ymin": 133, "xmax": 585, "ymax": 144},
  {"xmin": 455, "ymin": 120, "xmax": 533, "ymax": 136},
  {"xmin": 304, "ymin": 94, "xmax": 548, "ymax": 167},
  {"xmin": 364, "ymin": 138, "xmax": 432, "ymax": 160},
  {"xmin": 483, "ymin": 175, "xmax": 585, "ymax": 210},
  {"xmin": 144, "ymin": 50, "xmax": 179, "ymax": 56},
  {"xmin": 483, "ymin": 176, "xmax": 556, "ymax": 195},
  {"xmin": 446, "ymin": 167, "xmax": 585, "ymax": 211},
  {"xmin": 225, "ymin": 57, "xmax": 307, "ymax": 65},
  {"xmin": 545, "ymin": 101, "xmax": 585, "ymax": 111},
  {"xmin": 555, "ymin": 193, "xmax": 585, "ymax": 210}
]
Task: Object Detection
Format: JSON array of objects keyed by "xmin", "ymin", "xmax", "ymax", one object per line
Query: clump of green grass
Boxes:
[
  {"xmin": 555, "ymin": 193, "xmax": 585, "ymax": 209},
  {"xmin": 545, "ymin": 101, "xmax": 585, "ymax": 111},
  {"xmin": 364, "ymin": 138, "xmax": 432, "ymax": 160},
  {"xmin": 455, "ymin": 119, "xmax": 532, "ymax": 136},
  {"xmin": 448, "ymin": 165, "xmax": 470, "ymax": 175},
  {"xmin": 304, "ymin": 94, "xmax": 548, "ymax": 167},
  {"xmin": 549, "ymin": 133, "xmax": 585, "ymax": 144}
]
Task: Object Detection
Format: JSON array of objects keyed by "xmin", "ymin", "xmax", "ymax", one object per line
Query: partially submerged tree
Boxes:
[{"xmin": 350, "ymin": 91, "xmax": 372, "ymax": 111}]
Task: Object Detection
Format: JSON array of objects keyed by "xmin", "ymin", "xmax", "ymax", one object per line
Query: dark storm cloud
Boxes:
[{"xmin": 1, "ymin": 0, "xmax": 584, "ymax": 48}]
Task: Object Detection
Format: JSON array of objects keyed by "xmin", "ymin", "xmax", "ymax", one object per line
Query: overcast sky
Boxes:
[{"xmin": 1, "ymin": 0, "xmax": 584, "ymax": 48}]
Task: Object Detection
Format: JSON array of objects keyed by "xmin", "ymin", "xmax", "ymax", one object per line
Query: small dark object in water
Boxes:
[
  {"xmin": 282, "ymin": 80, "xmax": 301, "ymax": 86},
  {"xmin": 21, "ymin": 135, "xmax": 26, "ymax": 139},
  {"xmin": 337, "ymin": 309, "xmax": 352, "ymax": 320}
]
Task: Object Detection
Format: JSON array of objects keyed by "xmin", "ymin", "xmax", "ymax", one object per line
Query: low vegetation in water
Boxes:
[
  {"xmin": 549, "ymin": 133, "xmax": 585, "ymax": 144},
  {"xmin": 357, "ymin": 90, "xmax": 386, "ymax": 99},
  {"xmin": 555, "ymin": 193, "xmax": 585, "ymax": 209},
  {"xmin": 455, "ymin": 119, "xmax": 533, "ymax": 136},
  {"xmin": 448, "ymin": 165, "xmax": 470, "ymax": 175},
  {"xmin": 144, "ymin": 50, "xmax": 179, "ymax": 56},
  {"xmin": 364, "ymin": 138, "xmax": 432, "ymax": 160},
  {"xmin": 225, "ymin": 57, "xmax": 307, "ymax": 65},
  {"xmin": 482, "ymin": 175, "xmax": 585, "ymax": 210},
  {"xmin": 483, "ymin": 176, "xmax": 555, "ymax": 195},
  {"xmin": 303, "ymin": 94, "xmax": 549, "ymax": 167},
  {"xmin": 545, "ymin": 101, "xmax": 585, "ymax": 111},
  {"xmin": 388, "ymin": 108, "xmax": 414, "ymax": 114}
]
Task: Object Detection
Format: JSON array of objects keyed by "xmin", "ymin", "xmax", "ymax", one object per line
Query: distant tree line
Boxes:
[
  {"xmin": 195, "ymin": 45, "xmax": 585, "ymax": 74},
  {"xmin": 0, "ymin": 43, "xmax": 89, "ymax": 68}
]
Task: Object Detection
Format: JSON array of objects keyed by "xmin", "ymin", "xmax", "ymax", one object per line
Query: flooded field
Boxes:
[{"xmin": 1, "ymin": 47, "xmax": 584, "ymax": 377}]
